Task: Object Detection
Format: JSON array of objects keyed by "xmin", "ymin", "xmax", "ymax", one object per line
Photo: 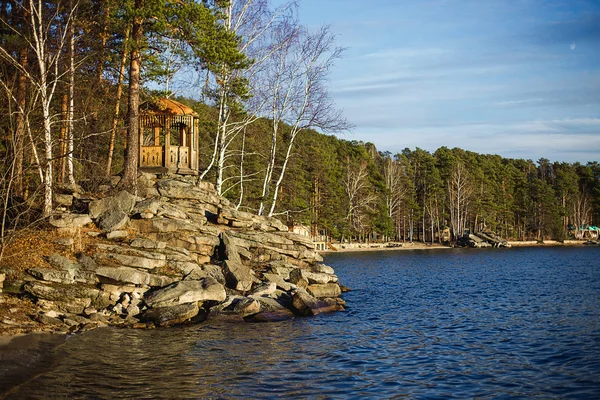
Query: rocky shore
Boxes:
[{"xmin": 0, "ymin": 174, "xmax": 346, "ymax": 337}]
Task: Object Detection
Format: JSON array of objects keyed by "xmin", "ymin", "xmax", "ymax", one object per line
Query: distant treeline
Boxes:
[{"xmin": 193, "ymin": 113, "xmax": 600, "ymax": 243}]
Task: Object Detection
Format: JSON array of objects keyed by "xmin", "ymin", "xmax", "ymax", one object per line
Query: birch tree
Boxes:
[
  {"xmin": 258, "ymin": 24, "xmax": 350, "ymax": 217},
  {"xmin": 0, "ymin": 0, "xmax": 78, "ymax": 216},
  {"xmin": 448, "ymin": 161, "xmax": 472, "ymax": 239},
  {"xmin": 344, "ymin": 160, "xmax": 377, "ymax": 240},
  {"xmin": 198, "ymin": 0, "xmax": 291, "ymax": 197}
]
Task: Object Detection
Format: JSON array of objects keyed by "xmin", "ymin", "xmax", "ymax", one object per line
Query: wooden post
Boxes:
[
  {"xmin": 153, "ymin": 125, "xmax": 160, "ymax": 146},
  {"xmin": 165, "ymin": 116, "xmax": 171, "ymax": 169}
]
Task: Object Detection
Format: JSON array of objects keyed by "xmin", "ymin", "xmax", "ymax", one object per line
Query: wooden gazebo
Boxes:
[{"xmin": 139, "ymin": 98, "xmax": 199, "ymax": 175}]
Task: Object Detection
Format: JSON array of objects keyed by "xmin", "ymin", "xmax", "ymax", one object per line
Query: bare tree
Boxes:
[
  {"xmin": 118, "ymin": 0, "xmax": 143, "ymax": 192},
  {"xmin": 0, "ymin": 0, "xmax": 78, "ymax": 216},
  {"xmin": 199, "ymin": 0, "xmax": 294, "ymax": 197},
  {"xmin": 258, "ymin": 24, "xmax": 351, "ymax": 217},
  {"xmin": 344, "ymin": 160, "xmax": 377, "ymax": 240},
  {"xmin": 105, "ymin": 26, "xmax": 130, "ymax": 177},
  {"xmin": 448, "ymin": 161, "xmax": 472, "ymax": 239},
  {"xmin": 571, "ymin": 191, "xmax": 592, "ymax": 239}
]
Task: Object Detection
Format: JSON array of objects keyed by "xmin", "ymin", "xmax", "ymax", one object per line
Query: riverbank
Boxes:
[
  {"xmin": 320, "ymin": 239, "xmax": 591, "ymax": 253},
  {"xmin": 321, "ymin": 242, "xmax": 448, "ymax": 253}
]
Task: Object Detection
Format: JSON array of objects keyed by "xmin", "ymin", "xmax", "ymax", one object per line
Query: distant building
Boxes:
[{"xmin": 287, "ymin": 222, "xmax": 329, "ymax": 251}]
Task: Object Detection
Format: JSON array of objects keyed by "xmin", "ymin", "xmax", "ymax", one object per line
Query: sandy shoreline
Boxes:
[{"xmin": 319, "ymin": 240, "xmax": 591, "ymax": 253}]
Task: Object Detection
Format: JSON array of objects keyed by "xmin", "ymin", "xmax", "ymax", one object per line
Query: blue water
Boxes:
[{"xmin": 2, "ymin": 246, "xmax": 600, "ymax": 399}]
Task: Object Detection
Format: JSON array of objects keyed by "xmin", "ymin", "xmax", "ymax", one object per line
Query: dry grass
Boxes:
[{"xmin": 0, "ymin": 226, "xmax": 100, "ymax": 278}]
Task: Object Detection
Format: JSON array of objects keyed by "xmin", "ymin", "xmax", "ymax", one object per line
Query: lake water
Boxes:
[{"xmin": 1, "ymin": 246, "xmax": 600, "ymax": 399}]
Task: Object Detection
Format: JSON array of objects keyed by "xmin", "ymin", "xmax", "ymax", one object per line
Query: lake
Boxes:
[{"xmin": 1, "ymin": 246, "xmax": 600, "ymax": 399}]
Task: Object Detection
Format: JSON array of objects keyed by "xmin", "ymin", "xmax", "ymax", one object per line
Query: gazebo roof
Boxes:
[{"xmin": 141, "ymin": 98, "xmax": 199, "ymax": 117}]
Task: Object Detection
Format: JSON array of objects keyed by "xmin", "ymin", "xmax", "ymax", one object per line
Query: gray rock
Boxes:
[
  {"xmin": 221, "ymin": 232, "xmax": 242, "ymax": 263},
  {"xmin": 107, "ymin": 230, "xmax": 129, "ymax": 240},
  {"xmin": 148, "ymin": 274, "xmax": 177, "ymax": 287},
  {"xmin": 144, "ymin": 278, "xmax": 226, "ymax": 308},
  {"xmin": 36, "ymin": 298, "xmax": 91, "ymax": 315},
  {"xmin": 126, "ymin": 304, "xmax": 141, "ymax": 317},
  {"xmin": 2, "ymin": 279, "xmax": 24, "ymax": 294},
  {"xmin": 130, "ymin": 218, "xmax": 197, "ymax": 234},
  {"xmin": 130, "ymin": 238, "xmax": 167, "ymax": 250},
  {"xmin": 250, "ymin": 282, "xmax": 277, "ymax": 297},
  {"xmin": 49, "ymin": 213, "xmax": 92, "ymax": 228},
  {"xmin": 27, "ymin": 268, "xmax": 73, "ymax": 284},
  {"xmin": 288, "ymin": 268, "xmax": 308, "ymax": 289},
  {"xmin": 291, "ymin": 289, "xmax": 321, "ymax": 316},
  {"xmin": 307, "ymin": 283, "xmax": 342, "ymax": 298},
  {"xmin": 88, "ymin": 313, "xmax": 110, "ymax": 324},
  {"xmin": 262, "ymin": 273, "xmax": 294, "ymax": 291},
  {"xmin": 47, "ymin": 253, "xmax": 80, "ymax": 273},
  {"xmin": 76, "ymin": 253, "xmax": 99, "ymax": 271},
  {"xmin": 311, "ymin": 264, "xmax": 335, "ymax": 275},
  {"xmin": 24, "ymin": 281, "xmax": 100, "ymax": 302},
  {"xmin": 89, "ymin": 190, "xmax": 136, "ymax": 219},
  {"xmin": 94, "ymin": 253, "xmax": 166, "ymax": 270},
  {"xmin": 54, "ymin": 238, "xmax": 74, "ymax": 248},
  {"xmin": 268, "ymin": 263, "xmax": 295, "ymax": 280},
  {"xmin": 142, "ymin": 302, "xmax": 199, "ymax": 327},
  {"xmin": 232, "ymin": 297, "xmax": 261, "ymax": 317},
  {"xmin": 54, "ymin": 182, "xmax": 84, "ymax": 195},
  {"xmin": 112, "ymin": 303, "xmax": 124, "ymax": 315},
  {"xmin": 97, "ymin": 208, "xmax": 129, "ymax": 232},
  {"xmin": 37, "ymin": 313, "xmax": 65, "ymax": 326},
  {"xmin": 132, "ymin": 198, "xmax": 161, "ymax": 216},
  {"xmin": 248, "ymin": 297, "xmax": 296, "ymax": 322},
  {"xmin": 223, "ymin": 260, "xmax": 254, "ymax": 292},
  {"xmin": 95, "ymin": 266, "xmax": 151, "ymax": 286},
  {"xmin": 53, "ymin": 193, "xmax": 73, "ymax": 207},
  {"xmin": 89, "ymin": 190, "xmax": 136, "ymax": 232},
  {"xmin": 95, "ymin": 243, "xmax": 167, "ymax": 260},
  {"xmin": 156, "ymin": 203, "xmax": 188, "ymax": 220}
]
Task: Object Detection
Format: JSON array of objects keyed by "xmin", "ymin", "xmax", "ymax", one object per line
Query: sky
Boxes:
[{"xmin": 286, "ymin": 0, "xmax": 600, "ymax": 163}]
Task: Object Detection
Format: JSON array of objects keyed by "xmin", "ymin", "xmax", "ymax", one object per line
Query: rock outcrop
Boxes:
[{"xmin": 2, "ymin": 174, "xmax": 345, "ymax": 334}]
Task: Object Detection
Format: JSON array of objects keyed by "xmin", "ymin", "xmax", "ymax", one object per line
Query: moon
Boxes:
[{"xmin": 570, "ymin": 43, "xmax": 576, "ymax": 50}]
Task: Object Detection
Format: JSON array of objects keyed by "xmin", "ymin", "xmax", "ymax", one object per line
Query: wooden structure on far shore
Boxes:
[{"xmin": 138, "ymin": 98, "xmax": 199, "ymax": 175}]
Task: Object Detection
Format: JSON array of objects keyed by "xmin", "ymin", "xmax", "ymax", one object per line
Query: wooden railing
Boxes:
[{"xmin": 141, "ymin": 146, "xmax": 163, "ymax": 167}]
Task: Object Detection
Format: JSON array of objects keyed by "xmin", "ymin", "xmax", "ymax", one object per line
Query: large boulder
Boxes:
[
  {"xmin": 48, "ymin": 213, "xmax": 92, "ymax": 229},
  {"xmin": 94, "ymin": 252, "xmax": 166, "ymax": 270},
  {"xmin": 292, "ymin": 289, "xmax": 344, "ymax": 316},
  {"xmin": 307, "ymin": 283, "xmax": 342, "ymax": 298},
  {"xmin": 24, "ymin": 281, "xmax": 104, "ymax": 314},
  {"xmin": 223, "ymin": 260, "xmax": 254, "ymax": 292},
  {"xmin": 289, "ymin": 268, "xmax": 338, "ymax": 285},
  {"xmin": 247, "ymin": 297, "xmax": 296, "ymax": 322},
  {"xmin": 291, "ymin": 289, "xmax": 321, "ymax": 316},
  {"xmin": 89, "ymin": 190, "xmax": 136, "ymax": 232},
  {"xmin": 144, "ymin": 278, "xmax": 226, "ymax": 308},
  {"xmin": 142, "ymin": 303, "xmax": 201, "ymax": 327},
  {"xmin": 89, "ymin": 190, "xmax": 136, "ymax": 219},
  {"xmin": 95, "ymin": 266, "xmax": 152, "ymax": 286},
  {"xmin": 249, "ymin": 282, "xmax": 277, "ymax": 297}
]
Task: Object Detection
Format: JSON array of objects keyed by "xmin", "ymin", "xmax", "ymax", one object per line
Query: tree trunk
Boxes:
[
  {"xmin": 59, "ymin": 93, "xmax": 68, "ymax": 183},
  {"xmin": 66, "ymin": 11, "xmax": 75, "ymax": 185},
  {"xmin": 105, "ymin": 26, "xmax": 130, "ymax": 177},
  {"xmin": 119, "ymin": 4, "xmax": 143, "ymax": 192},
  {"xmin": 13, "ymin": 46, "xmax": 28, "ymax": 197}
]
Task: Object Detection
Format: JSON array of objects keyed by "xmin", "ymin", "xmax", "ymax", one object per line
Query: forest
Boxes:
[{"xmin": 1, "ymin": 0, "xmax": 599, "ymax": 252}]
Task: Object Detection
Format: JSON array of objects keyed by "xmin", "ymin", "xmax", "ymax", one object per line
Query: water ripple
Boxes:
[{"xmin": 2, "ymin": 247, "xmax": 600, "ymax": 398}]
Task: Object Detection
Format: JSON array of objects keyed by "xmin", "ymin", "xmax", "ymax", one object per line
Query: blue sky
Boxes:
[{"xmin": 289, "ymin": 0, "xmax": 600, "ymax": 163}]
